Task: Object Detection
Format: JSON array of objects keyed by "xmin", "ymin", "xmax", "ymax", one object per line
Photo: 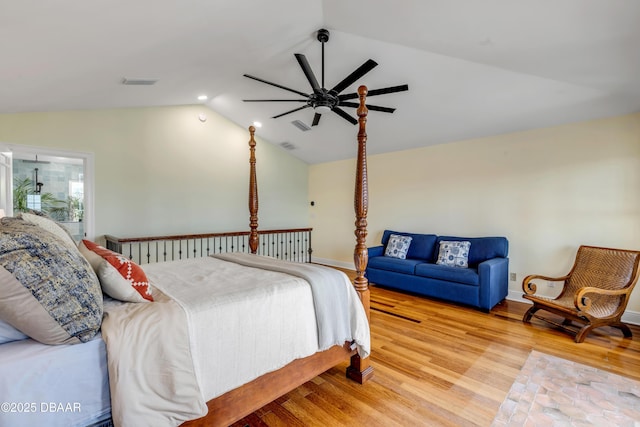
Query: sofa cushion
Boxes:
[
  {"xmin": 437, "ymin": 236, "xmax": 508, "ymax": 267},
  {"xmin": 384, "ymin": 234, "xmax": 412, "ymax": 259},
  {"xmin": 368, "ymin": 256, "xmax": 423, "ymax": 275},
  {"xmin": 436, "ymin": 240, "xmax": 471, "ymax": 268},
  {"xmin": 382, "ymin": 230, "xmax": 438, "ymax": 260},
  {"xmin": 415, "ymin": 263, "xmax": 479, "ymax": 286}
]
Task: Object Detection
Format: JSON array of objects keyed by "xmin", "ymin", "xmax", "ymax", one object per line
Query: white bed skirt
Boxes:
[{"xmin": 0, "ymin": 335, "xmax": 111, "ymax": 427}]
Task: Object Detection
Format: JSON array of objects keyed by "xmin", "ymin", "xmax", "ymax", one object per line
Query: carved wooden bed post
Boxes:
[
  {"xmin": 346, "ymin": 85, "xmax": 374, "ymax": 384},
  {"xmin": 248, "ymin": 125, "xmax": 259, "ymax": 254}
]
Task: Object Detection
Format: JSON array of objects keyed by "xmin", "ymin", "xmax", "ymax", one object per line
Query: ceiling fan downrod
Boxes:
[{"xmin": 317, "ymin": 28, "xmax": 329, "ymax": 89}]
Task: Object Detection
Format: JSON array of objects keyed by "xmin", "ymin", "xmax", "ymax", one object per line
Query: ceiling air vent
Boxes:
[
  {"xmin": 280, "ymin": 142, "xmax": 296, "ymax": 150},
  {"xmin": 122, "ymin": 78, "xmax": 158, "ymax": 86},
  {"xmin": 291, "ymin": 120, "xmax": 311, "ymax": 132}
]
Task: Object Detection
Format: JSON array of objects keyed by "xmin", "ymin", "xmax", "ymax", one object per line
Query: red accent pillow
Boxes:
[{"xmin": 80, "ymin": 240, "xmax": 153, "ymax": 302}]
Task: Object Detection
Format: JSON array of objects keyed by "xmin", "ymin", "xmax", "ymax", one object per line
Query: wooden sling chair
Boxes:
[{"xmin": 522, "ymin": 245, "xmax": 640, "ymax": 343}]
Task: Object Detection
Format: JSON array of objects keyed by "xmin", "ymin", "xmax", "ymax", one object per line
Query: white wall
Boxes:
[
  {"xmin": 309, "ymin": 112, "xmax": 640, "ymax": 315},
  {"xmin": 0, "ymin": 105, "xmax": 309, "ymax": 238}
]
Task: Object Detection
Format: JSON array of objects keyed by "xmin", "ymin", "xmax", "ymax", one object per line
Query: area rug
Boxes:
[{"xmin": 492, "ymin": 350, "xmax": 640, "ymax": 426}]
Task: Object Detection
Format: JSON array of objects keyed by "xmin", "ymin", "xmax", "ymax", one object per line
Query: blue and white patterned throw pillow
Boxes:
[
  {"xmin": 0, "ymin": 217, "xmax": 102, "ymax": 345},
  {"xmin": 436, "ymin": 241, "xmax": 471, "ymax": 268},
  {"xmin": 384, "ymin": 234, "xmax": 413, "ymax": 259}
]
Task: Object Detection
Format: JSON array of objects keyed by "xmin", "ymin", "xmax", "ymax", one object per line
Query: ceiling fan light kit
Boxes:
[{"xmin": 243, "ymin": 29, "xmax": 408, "ymax": 127}]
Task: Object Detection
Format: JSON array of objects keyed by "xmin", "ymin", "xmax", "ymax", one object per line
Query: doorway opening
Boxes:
[{"xmin": 0, "ymin": 144, "xmax": 94, "ymax": 241}]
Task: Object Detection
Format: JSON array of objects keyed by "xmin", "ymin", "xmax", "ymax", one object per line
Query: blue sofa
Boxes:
[{"xmin": 366, "ymin": 230, "xmax": 509, "ymax": 311}]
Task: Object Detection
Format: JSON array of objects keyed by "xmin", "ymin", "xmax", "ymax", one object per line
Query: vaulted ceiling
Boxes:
[{"xmin": 2, "ymin": 0, "xmax": 639, "ymax": 164}]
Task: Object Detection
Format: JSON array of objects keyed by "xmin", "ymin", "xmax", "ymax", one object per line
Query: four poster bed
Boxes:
[
  {"xmin": 184, "ymin": 85, "xmax": 374, "ymax": 427},
  {"xmin": 0, "ymin": 87, "xmax": 373, "ymax": 427}
]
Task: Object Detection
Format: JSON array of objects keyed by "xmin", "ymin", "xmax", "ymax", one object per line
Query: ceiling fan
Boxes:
[{"xmin": 242, "ymin": 28, "xmax": 408, "ymax": 127}]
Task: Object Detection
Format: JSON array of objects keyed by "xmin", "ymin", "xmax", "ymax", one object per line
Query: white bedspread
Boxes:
[
  {"xmin": 102, "ymin": 255, "xmax": 370, "ymax": 427},
  {"xmin": 213, "ymin": 252, "xmax": 370, "ymax": 356}
]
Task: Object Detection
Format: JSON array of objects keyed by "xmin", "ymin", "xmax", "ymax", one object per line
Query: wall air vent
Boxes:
[
  {"xmin": 291, "ymin": 120, "xmax": 311, "ymax": 132},
  {"xmin": 280, "ymin": 142, "xmax": 296, "ymax": 150},
  {"xmin": 122, "ymin": 78, "xmax": 158, "ymax": 86}
]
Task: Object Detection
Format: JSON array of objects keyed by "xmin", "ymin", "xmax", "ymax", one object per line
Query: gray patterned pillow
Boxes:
[
  {"xmin": 19, "ymin": 211, "xmax": 78, "ymax": 252},
  {"xmin": 384, "ymin": 234, "xmax": 413, "ymax": 259},
  {"xmin": 436, "ymin": 240, "xmax": 471, "ymax": 268},
  {"xmin": 0, "ymin": 217, "xmax": 102, "ymax": 345}
]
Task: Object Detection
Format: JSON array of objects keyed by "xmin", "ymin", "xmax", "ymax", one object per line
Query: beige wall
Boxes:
[
  {"xmin": 309, "ymin": 113, "xmax": 640, "ymax": 315},
  {"xmin": 2, "ymin": 106, "xmax": 639, "ymax": 316},
  {"xmin": 0, "ymin": 105, "xmax": 309, "ymax": 238}
]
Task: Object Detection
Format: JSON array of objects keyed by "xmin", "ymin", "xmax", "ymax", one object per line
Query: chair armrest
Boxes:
[
  {"xmin": 367, "ymin": 246, "xmax": 384, "ymax": 257},
  {"xmin": 574, "ymin": 286, "xmax": 631, "ymax": 311},
  {"xmin": 522, "ymin": 274, "xmax": 570, "ymax": 295}
]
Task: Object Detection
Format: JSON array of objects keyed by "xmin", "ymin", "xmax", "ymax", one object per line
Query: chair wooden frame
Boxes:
[{"xmin": 522, "ymin": 245, "xmax": 640, "ymax": 343}]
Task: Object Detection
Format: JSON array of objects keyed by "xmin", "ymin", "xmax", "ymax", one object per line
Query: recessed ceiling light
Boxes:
[
  {"xmin": 197, "ymin": 95, "xmax": 208, "ymax": 101},
  {"xmin": 253, "ymin": 121, "xmax": 262, "ymax": 128}
]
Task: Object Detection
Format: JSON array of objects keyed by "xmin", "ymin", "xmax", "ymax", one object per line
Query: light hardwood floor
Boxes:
[{"xmin": 234, "ymin": 272, "xmax": 640, "ymax": 427}]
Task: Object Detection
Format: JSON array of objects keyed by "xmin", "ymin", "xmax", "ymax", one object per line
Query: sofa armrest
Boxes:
[
  {"xmin": 478, "ymin": 257, "xmax": 509, "ymax": 311},
  {"xmin": 367, "ymin": 245, "xmax": 384, "ymax": 257}
]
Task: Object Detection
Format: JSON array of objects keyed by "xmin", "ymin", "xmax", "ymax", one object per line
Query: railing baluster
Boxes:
[
  {"xmin": 295, "ymin": 232, "xmax": 300, "ymax": 262},
  {"xmin": 104, "ymin": 228, "xmax": 312, "ymax": 265}
]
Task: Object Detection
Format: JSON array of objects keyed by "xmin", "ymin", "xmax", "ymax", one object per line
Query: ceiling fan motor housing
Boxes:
[{"xmin": 309, "ymin": 89, "xmax": 338, "ymax": 110}]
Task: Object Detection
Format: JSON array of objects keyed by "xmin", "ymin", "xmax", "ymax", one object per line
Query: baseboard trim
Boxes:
[
  {"xmin": 312, "ymin": 257, "xmax": 355, "ymax": 271},
  {"xmin": 507, "ymin": 290, "xmax": 640, "ymax": 326},
  {"xmin": 623, "ymin": 311, "xmax": 640, "ymax": 325},
  {"xmin": 507, "ymin": 289, "xmax": 529, "ymax": 304}
]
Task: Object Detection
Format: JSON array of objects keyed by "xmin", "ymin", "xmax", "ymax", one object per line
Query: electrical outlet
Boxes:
[
  {"xmin": 548, "ymin": 281, "xmax": 555, "ymax": 288},
  {"xmin": 509, "ymin": 272, "xmax": 516, "ymax": 281}
]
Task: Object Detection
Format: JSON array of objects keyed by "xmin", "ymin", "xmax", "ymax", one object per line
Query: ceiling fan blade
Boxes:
[
  {"xmin": 338, "ymin": 84, "xmax": 409, "ymax": 100},
  {"xmin": 330, "ymin": 59, "xmax": 378, "ymax": 94},
  {"xmin": 243, "ymin": 74, "xmax": 309, "ymax": 97},
  {"xmin": 312, "ymin": 113, "xmax": 322, "ymax": 126},
  {"xmin": 332, "ymin": 107, "xmax": 358, "ymax": 125},
  {"xmin": 367, "ymin": 84, "xmax": 409, "ymax": 97},
  {"xmin": 338, "ymin": 101, "xmax": 396, "ymax": 113},
  {"xmin": 294, "ymin": 54, "xmax": 321, "ymax": 92},
  {"xmin": 271, "ymin": 105, "xmax": 310, "ymax": 119},
  {"xmin": 243, "ymin": 99, "xmax": 308, "ymax": 102}
]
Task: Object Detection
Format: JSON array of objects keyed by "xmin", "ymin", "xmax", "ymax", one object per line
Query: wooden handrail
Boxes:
[{"xmin": 104, "ymin": 228, "xmax": 312, "ymax": 244}]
